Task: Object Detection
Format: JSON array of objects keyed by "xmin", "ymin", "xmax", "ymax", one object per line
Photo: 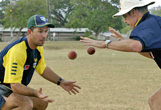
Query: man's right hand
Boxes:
[
  {"xmin": 36, "ymin": 88, "xmax": 54, "ymax": 103},
  {"xmin": 80, "ymin": 37, "xmax": 106, "ymax": 48},
  {"xmin": 109, "ymin": 27, "xmax": 123, "ymax": 41}
]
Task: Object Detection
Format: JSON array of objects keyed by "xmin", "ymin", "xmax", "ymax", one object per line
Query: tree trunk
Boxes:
[{"xmin": 17, "ymin": 28, "xmax": 23, "ymax": 39}]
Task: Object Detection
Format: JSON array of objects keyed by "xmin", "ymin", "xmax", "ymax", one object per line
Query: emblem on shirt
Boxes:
[
  {"xmin": 33, "ymin": 58, "xmax": 38, "ymax": 69},
  {"xmin": 24, "ymin": 65, "xmax": 30, "ymax": 70},
  {"xmin": 34, "ymin": 58, "xmax": 37, "ymax": 62},
  {"xmin": 33, "ymin": 62, "xmax": 37, "ymax": 69}
]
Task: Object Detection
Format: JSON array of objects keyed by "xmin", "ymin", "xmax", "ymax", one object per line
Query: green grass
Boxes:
[{"xmin": 1, "ymin": 41, "xmax": 161, "ymax": 110}]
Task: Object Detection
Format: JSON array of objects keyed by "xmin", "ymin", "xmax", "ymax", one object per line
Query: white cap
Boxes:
[{"xmin": 113, "ymin": 0, "xmax": 155, "ymax": 17}]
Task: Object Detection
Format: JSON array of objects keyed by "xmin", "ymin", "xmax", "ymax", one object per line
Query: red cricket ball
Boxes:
[
  {"xmin": 68, "ymin": 51, "xmax": 77, "ymax": 60},
  {"xmin": 87, "ymin": 47, "xmax": 95, "ymax": 55}
]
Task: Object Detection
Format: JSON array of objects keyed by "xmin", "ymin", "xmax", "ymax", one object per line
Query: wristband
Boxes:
[
  {"xmin": 105, "ymin": 40, "xmax": 111, "ymax": 48},
  {"xmin": 57, "ymin": 78, "xmax": 63, "ymax": 85}
]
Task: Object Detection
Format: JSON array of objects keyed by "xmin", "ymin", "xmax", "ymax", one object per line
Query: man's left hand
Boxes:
[{"xmin": 60, "ymin": 80, "xmax": 81, "ymax": 95}]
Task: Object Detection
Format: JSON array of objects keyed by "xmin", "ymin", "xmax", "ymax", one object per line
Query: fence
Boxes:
[{"xmin": 0, "ymin": 28, "xmax": 88, "ymax": 42}]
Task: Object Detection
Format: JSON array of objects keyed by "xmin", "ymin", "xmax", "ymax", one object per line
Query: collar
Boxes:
[
  {"xmin": 25, "ymin": 36, "xmax": 34, "ymax": 51},
  {"xmin": 135, "ymin": 11, "xmax": 150, "ymax": 27}
]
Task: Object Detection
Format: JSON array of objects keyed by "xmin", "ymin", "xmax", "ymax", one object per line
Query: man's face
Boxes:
[
  {"xmin": 123, "ymin": 11, "xmax": 138, "ymax": 29},
  {"xmin": 30, "ymin": 26, "xmax": 48, "ymax": 47}
]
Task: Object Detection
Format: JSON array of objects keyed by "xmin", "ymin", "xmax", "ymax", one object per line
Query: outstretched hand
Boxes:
[
  {"xmin": 109, "ymin": 27, "xmax": 123, "ymax": 40},
  {"xmin": 37, "ymin": 88, "xmax": 54, "ymax": 103},
  {"xmin": 60, "ymin": 80, "xmax": 81, "ymax": 95},
  {"xmin": 80, "ymin": 37, "xmax": 106, "ymax": 48}
]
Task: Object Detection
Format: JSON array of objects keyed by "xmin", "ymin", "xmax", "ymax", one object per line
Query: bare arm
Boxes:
[
  {"xmin": 80, "ymin": 37, "xmax": 154, "ymax": 60},
  {"xmin": 10, "ymin": 83, "xmax": 53, "ymax": 102},
  {"xmin": 41, "ymin": 66, "xmax": 81, "ymax": 95},
  {"xmin": 41, "ymin": 66, "xmax": 61, "ymax": 84},
  {"xmin": 11, "ymin": 83, "xmax": 37, "ymax": 96},
  {"xmin": 107, "ymin": 39, "xmax": 142, "ymax": 52},
  {"xmin": 81, "ymin": 27, "xmax": 152, "ymax": 59},
  {"xmin": 80, "ymin": 37, "xmax": 142, "ymax": 52},
  {"xmin": 108, "ymin": 27, "xmax": 152, "ymax": 59}
]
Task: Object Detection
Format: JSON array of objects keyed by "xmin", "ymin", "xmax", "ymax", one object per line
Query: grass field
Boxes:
[{"xmin": 1, "ymin": 41, "xmax": 161, "ymax": 110}]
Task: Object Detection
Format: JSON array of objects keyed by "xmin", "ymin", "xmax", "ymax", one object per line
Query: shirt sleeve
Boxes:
[
  {"xmin": 130, "ymin": 35, "xmax": 145, "ymax": 51},
  {"xmin": 3, "ymin": 43, "xmax": 27, "ymax": 84},
  {"xmin": 130, "ymin": 24, "xmax": 159, "ymax": 52},
  {"xmin": 35, "ymin": 46, "xmax": 46, "ymax": 75}
]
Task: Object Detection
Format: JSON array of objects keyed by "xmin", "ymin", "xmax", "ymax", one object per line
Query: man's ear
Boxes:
[
  {"xmin": 27, "ymin": 29, "xmax": 32, "ymax": 35},
  {"xmin": 132, "ymin": 8, "xmax": 138, "ymax": 15},
  {"xmin": 131, "ymin": 9, "xmax": 135, "ymax": 14}
]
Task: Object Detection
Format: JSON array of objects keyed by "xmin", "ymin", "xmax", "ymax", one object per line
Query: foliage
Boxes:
[
  {"xmin": 72, "ymin": 36, "xmax": 81, "ymax": 40},
  {"xmin": 109, "ymin": 0, "xmax": 119, "ymax": 5},
  {"xmin": 66, "ymin": 0, "xmax": 123, "ymax": 37},
  {"xmin": 0, "ymin": 0, "xmax": 10, "ymax": 25},
  {"xmin": 151, "ymin": 9, "xmax": 161, "ymax": 16},
  {"xmin": 2, "ymin": 0, "xmax": 47, "ymax": 33},
  {"xmin": 84, "ymin": 30, "xmax": 93, "ymax": 37},
  {"xmin": 0, "ymin": 0, "xmax": 124, "ymax": 39},
  {"xmin": 50, "ymin": 0, "xmax": 74, "ymax": 27},
  {"xmin": 120, "ymin": 25, "xmax": 131, "ymax": 35},
  {"xmin": 120, "ymin": 18, "xmax": 132, "ymax": 34}
]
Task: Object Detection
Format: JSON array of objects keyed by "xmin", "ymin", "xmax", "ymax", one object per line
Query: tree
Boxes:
[
  {"xmin": 109, "ymin": 0, "xmax": 119, "ymax": 5},
  {"xmin": 50, "ymin": 0, "xmax": 74, "ymax": 27},
  {"xmin": 2, "ymin": 0, "xmax": 47, "ymax": 37},
  {"xmin": 0, "ymin": 0, "xmax": 10, "ymax": 25},
  {"xmin": 66, "ymin": 0, "xmax": 122, "ymax": 37},
  {"xmin": 151, "ymin": 9, "xmax": 161, "ymax": 16}
]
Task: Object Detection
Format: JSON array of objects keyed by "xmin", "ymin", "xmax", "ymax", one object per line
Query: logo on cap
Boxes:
[{"xmin": 40, "ymin": 17, "xmax": 47, "ymax": 22}]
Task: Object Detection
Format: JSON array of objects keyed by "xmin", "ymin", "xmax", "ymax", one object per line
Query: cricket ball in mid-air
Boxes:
[
  {"xmin": 87, "ymin": 47, "xmax": 95, "ymax": 55},
  {"xmin": 68, "ymin": 51, "xmax": 77, "ymax": 60}
]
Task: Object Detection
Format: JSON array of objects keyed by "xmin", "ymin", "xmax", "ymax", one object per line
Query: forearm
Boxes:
[
  {"xmin": 11, "ymin": 83, "xmax": 37, "ymax": 96},
  {"xmin": 107, "ymin": 39, "xmax": 142, "ymax": 52},
  {"xmin": 41, "ymin": 66, "xmax": 61, "ymax": 85},
  {"xmin": 80, "ymin": 37, "xmax": 142, "ymax": 52},
  {"xmin": 108, "ymin": 41, "xmax": 152, "ymax": 58}
]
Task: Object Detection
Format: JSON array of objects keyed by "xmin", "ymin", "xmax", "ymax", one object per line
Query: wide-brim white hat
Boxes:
[{"xmin": 113, "ymin": 0, "xmax": 155, "ymax": 17}]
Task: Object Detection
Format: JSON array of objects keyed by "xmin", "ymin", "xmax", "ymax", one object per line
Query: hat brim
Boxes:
[
  {"xmin": 113, "ymin": 1, "xmax": 155, "ymax": 17},
  {"xmin": 35, "ymin": 23, "xmax": 55, "ymax": 28}
]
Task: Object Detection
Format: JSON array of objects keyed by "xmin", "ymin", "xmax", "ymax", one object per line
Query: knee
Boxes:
[
  {"xmin": 12, "ymin": 94, "xmax": 34, "ymax": 109},
  {"xmin": 45, "ymin": 102, "xmax": 48, "ymax": 109},
  {"xmin": 37, "ymin": 101, "xmax": 48, "ymax": 110},
  {"xmin": 21, "ymin": 96, "xmax": 33, "ymax": 110},
  {"xmin": 148, "ymin": 95, "xmax": 156, "ymax": 109},
  {"xmin": 41, "ymin": 101, "xmax": 48, "ymax": 110},
  {"xmin": 148, "ymin": 96, "xmax": 153, "ymax": 107}
]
